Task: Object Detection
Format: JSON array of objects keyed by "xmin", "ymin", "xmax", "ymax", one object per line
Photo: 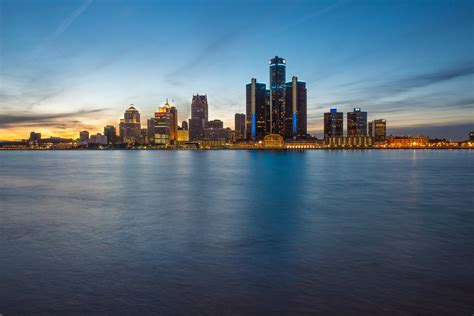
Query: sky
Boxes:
[{"xmin": 0, "ymin": 0, "xmax": 473, "ymax": 140}]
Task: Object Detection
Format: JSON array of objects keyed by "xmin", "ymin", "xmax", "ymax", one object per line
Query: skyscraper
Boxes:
[
  {"xmin": 269, "ymin": 56, "xmax": 286, "ymax": 135},
  {"xmin": 103, "ymin": 125, "xmax": 117, "ymax": 145},
  {"xmin": 324, "ymin": 109, "xmax": 343, "ymax": 139},
  {"xmin": 147, "ymin": 100, "xmax": 177, "ymax": 145},
  {"xmin": 119, "ymin": 105, "xmax": 142, "ymax": 144},
  {"xmin": 79, "ymin": 130, "xmax": 89, "ymax": 142},
  {"xmin": 368, "ymin": 119, "xmax": 387, "ymax": 142},
  {"xmin": 246, "ymin": 78, "xmax": 267, "ymax": 140},
  {"xmin": 347, "ymin": 108, "xmax": 368, "ymax": 137},
  {"xmin": 234, "ymin": 113, "xmax": 245, "ymax": 141},
  {"xmin": 284, "ymin": 76, "xmax": 307, "ymax": 139},
  {"xmin": 189, "ymin": 94, "xmax": 208, "ymax": 140}
]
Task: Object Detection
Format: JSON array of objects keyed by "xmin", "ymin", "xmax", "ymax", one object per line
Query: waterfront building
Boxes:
[
  {"xmin": 79, "ymin": 130, "xmax": 89, "ymax": 142},
  {"xmin": 103, "ymin": 125, "xmax": 117, "ymax": 145},
  {"xmin": 119, "ymin": 106, "xmax": 142, "ymax": 144},
  {"xmin": 269, "ymin": 56, "xmax": 286, "ymax": 135},
  {"xmin": 204, "ymin": 127, "xmax": 232, "ymax": 141},
  {"xmin": 89, "ymin": 133, "xmax": 108, "ymax": 145},
  {"xmin": 326, "ymin": 136, "xmax": 373, "ymax": 148},
  {"xmin": 246, "ymin": 78, "xmax": 267, "ymax": 140},
  {"xmin": 347, "ymin": 108, "xmax": 368, "ymax": 137},
  {"xmin": 29, "ymin": 131, "xmax": 41, "ymax": 142},
  {"xmin": 263, "ymin": 134, "xmax": 285, "ymax": 148},
  {"xmin": 387, "ymin": 135, "xmax": 428, "ymax": 147},
  {"xmin": 324, "ymin": 109, "xmax": 343, "ymax": 139},
  {"xmin": 147, "ymin": 100, "xmax": 177, "ymax": 146},
  {"xmin": 189, "ymin": 94, "xmax": 208, "ymax": 140},
  {"xmin": 234, "ymin": 113, "xmax": 245, "ymax": 141},
  {"xmin": 368, "ymin": 119, "xmax": 387, "ymax": 143},
  {"xmin": 284, "ymin": 76, "xmax": 307, "ymax": 139}
]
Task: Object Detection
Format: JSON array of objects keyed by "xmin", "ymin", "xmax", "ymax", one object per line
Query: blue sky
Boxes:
[{"xmin": 0, "ymin": 0, "xmax": 473, "ymax": 140}]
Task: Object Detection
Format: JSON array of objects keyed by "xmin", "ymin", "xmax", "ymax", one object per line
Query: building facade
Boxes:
[
  {"xmin": 103, "ymin": 125, "xmax": 117, "ymax": 144},
  {"xmin": 189, "ymin": 94, "xmax": 208, "ymax": 140},
  {"xmin": 324, "ymin": 109, "xmax": 343, "ymax": 139},
  {"xmin": 368, "ymin": 119, "xmax": 387, "ymax": 142},
  {"xmin": 119, "ymin": 106, "xmax": 142, "ymax": 144},
  {"xmin": 147, "ymin": 101, "xmax": 177, "ymax": 146},
  {"xmin": 347, "ymin": 108, "xmax": 368, "ymax": 137},
  {"xmin": 234, "ymin": 113, "xmax": 245, "ymax": 141},
  {"xmin": 269, "ymin": 56, "xmax": 286, "ymax": 135},
  {"xmin": 284, "ymin": 76, "xmax": 307, "ymax": 139},
  {"xmin": 246, "ymin": 78, "xmax": 267, "ymax": 140}
]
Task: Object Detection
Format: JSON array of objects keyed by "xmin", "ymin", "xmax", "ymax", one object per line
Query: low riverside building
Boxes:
[
  {"xmin": 285, "ymin": 138, "xmax": 320, "ymax": 149},
  {"xmin": 263, "ymin": 134, "xmax": 285, "ymax": 148},
  {"xmin": 326, "ymin": 136, "xmax": 373, "ymax": 148},
  {"xmin": 387, "ymin": 135, "xmax": 428, "ymax": 148}
]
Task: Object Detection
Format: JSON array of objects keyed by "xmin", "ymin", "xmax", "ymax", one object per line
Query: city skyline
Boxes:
[{"xmin": 1, "ymin": 0, "xmax": 473, "ymax": 141}]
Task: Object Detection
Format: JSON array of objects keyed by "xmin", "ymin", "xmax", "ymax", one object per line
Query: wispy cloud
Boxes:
[
  {"xmin": 28, "ymin": 0, "xmax": 93, "ymax": 60},
  {"xmin": 0, "ymin": 108, "xmax": 107, "ymax": 128}
]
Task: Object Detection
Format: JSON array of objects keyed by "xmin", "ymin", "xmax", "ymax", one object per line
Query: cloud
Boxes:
[
  {"xmin": 0, "ymin": 109, "xmax": 107, "ymax": 128},
  {"xmin": 378, "ymin": 62, "xmax": 474, "ymax": 95}
]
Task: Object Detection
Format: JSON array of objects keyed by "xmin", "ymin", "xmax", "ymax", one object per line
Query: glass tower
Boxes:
[
  {"xmin": 246, "ymin": 78, "xmax": 267, "ymax": 140},
  {"xmin": 347, "ymin": 108, "xmax": 368, "ymax": 137},
  {"xmin": 269, "ymin": 56, "xmax": 286, "ymax": 135},
  {"xmin": 324, "ymin": 109, "xmax": 343, "ymax": 139}
]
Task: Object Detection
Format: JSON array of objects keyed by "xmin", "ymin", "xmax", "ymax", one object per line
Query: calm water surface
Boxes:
[{"xmin": 0, "ymin": 150, "xmax": 473, "ymax": 315}]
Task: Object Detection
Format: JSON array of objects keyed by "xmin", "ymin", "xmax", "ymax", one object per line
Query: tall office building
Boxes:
[
  {"xmin": 234, "ymin": 113, "xmax": 245, "ymax": 141},
  {"xmin": 148, "ymin": 100, "xmax": 177, "ymax": 145},
  {"xmin": 79, "ymin": 130, "xmax": 89, "ymax": 142},
  {"xmin": 284, "ymin": 76, "xmax": 307, "ymax": 139},
  {"xmin": 119, "ymin": 105, "xmax": 142, "ymax": 144},
  {"xmin": 189, "ymin": 94, "xmax": 208, "ymax": 140},
  {"xmin": 103, "ymin": 125, "xmax": 117, "ymax": 144},
  {"xmin": 169, "ymin": 104, "xmax": 178, "ymax": 144},
  {"xmin": 368, "ymin": 119, "xmax": 387, "ymax": 142},
  {"xmin": 324, "ymin": 109, "xmax": 343, "ymax": 139},
  {"xmin": 246, "ymin": 78, "xmax": 267, "ymax": 140},
  {"xmin": 347, "ymin": 108, "xmax": 368, "ymax": 137},
  {"xmin": 269, "ymin": 56, "xmax": 286, "ymax": 135}
]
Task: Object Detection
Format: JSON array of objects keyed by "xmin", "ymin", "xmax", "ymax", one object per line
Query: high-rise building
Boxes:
[
  {"xmin": 246, "ymin": 78, "xmax": 267, "ymax": 140},
  {"xmin": 79, "ymin": 130, "xmax": 89, "ymax": 142},
  {"xmin": 234, "ymin": 113, "xmax": 245, "ymax": 141},
  {"xmin": 368, "ymin": 119, "xmax": 387, "ymax": 142},
  {"xmin": 284, "ymin": 76, "xmax": 307, "ymax": 139},
  {"xmin": 347, "ymin": 108, "xmax": 368, "ymax": 137},
  {"xmin": 103, "ymin": 125, "xmax": 117, "ymax": 145},
  {"xmin": 189, "ymin": 94, "xmax": 208, "ymax": 140},
  {"xmin": 147, "ymin": 100, "xmax": 177, "ymax": 145},
  {"xmin": 182, "ymin": 120, "xmax": 188, "ymax": 130},
  {"xmin": 119, "ymin": 105, "xmax": 142, "ymax": 144},
  {"xmin": 269, "ymin": 56, "xmax": 286, "ymax": 135},
  {"xmin": 324, "ymin": 109, "xmax": 343, "ymax": 139},
  {"xmin": 169, "ymin": 105, "xmax": 178, "ymax": 144}
]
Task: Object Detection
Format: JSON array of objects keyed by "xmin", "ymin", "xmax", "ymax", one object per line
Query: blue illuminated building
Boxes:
[
  {"xmin": 246, "ymin": 78, "xmax": 267, "ymax": 140},
  {"xmin": 285, "ymin": 76, "xmax": 307, "ymax": 139},
  {"xmin": 269, "ymin": 56, "xmax": 286, "ymax": 135}
]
